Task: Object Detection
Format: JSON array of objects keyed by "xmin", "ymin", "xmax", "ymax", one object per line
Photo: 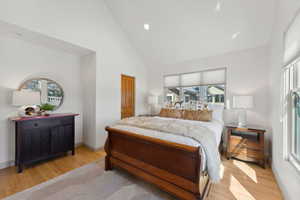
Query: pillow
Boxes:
[
  {"xmin": 193, "ymin": 110, "xmax": 213, "ymax": 122},
  {"xmin": 183, "ymin": 110, "xmax": 195, "ymax": 120},
  {"xmin": 183, "ymin": 110, "xmax": 213, "ymax": 122},
  {"xmin": 159, "ymin": 108, "xmax": 169, "ymax": 118},
  {"xmin": 168, "ymin": 109, "xmax": 183, "ymax": 118},
  {"xmin": 159, "ymin": 108, "xmax": 183, "ymax": 119},
  {"xmin": 207, "ymin": 104, "xmax": 224, "ymax": 122}
]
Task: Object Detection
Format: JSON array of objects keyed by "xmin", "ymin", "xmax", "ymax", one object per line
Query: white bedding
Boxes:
[{"xmin": 112, "ymin": 117, "xmax": 224, "ymax": 172}]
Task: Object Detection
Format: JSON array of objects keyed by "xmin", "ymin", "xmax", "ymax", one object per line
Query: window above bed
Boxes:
[{"xmin": 164, "ymin": 68, "xmax": 226, "ymax": 109}]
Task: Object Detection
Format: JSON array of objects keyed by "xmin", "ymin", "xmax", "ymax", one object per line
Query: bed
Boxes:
[{"xmin": 104, "ymin": 109, "xmax": 224, "ymax": 200}]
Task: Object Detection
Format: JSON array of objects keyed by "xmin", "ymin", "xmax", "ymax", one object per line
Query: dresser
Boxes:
[
  {"xmin": 10, "ymin": 113, "xmax": 79, "ymax": 173},
  {"xmin": 225, "ymin": 123, "xmax": 266, "ymax": 168}
]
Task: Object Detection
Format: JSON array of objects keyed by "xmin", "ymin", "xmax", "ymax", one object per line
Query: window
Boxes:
[
  {"xmin": 282, "ymin": 10, "xmax": 300, "ymax": 170},
  {"xmin": 283, "ymin": 60, "xmax": 300, "ymax": 168},
  {"xmin": 164, "ymin": 68, "xmax": 226, "ymax": 109}
]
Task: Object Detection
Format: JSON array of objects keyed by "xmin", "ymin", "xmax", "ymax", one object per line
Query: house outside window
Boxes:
[{"xmin": 163, "ymin": 68, "xmax": 226, "ymax": 109}]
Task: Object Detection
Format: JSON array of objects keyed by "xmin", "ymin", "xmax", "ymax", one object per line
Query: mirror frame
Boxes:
[{"xmin": 18, "ymin": 78, "xmax": 64, "ymax": 110}]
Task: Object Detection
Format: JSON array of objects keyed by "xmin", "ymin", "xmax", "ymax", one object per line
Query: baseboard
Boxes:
[
  {"xmin": 271, "ymin": 162, "xmax": 290, "ymax": 200},
  {"xmin": 0, "ymin": 160, "xmax": 14, "ymax": 170},
  {"xmin": 83, "ymin": 144, "xmax": 104, "ymax": 152},
  {"xmin": 75, "ymin": 142, "xmax": 84, "ymax": 148}
]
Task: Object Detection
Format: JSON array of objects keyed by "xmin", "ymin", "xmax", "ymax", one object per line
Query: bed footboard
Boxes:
[{"xmin": 105, "ymin": 127, "xmax": 211, "ymax": 200}]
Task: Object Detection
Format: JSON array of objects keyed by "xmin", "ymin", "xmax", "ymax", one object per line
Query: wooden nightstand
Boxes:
[{"xmin": 226, "ymin": 123, "xmax": 266, "ymax": 168}]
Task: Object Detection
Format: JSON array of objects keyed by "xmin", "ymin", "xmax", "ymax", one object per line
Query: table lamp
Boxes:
[
  {"xmin": 148, "ymin": 95, "xmax": 158, "ymax": 115},
  {"xmin": 12, "ymin": 90, "xmax": 41, "ymax": 116},
  {"xmin": 232, "ymin": 95, "xmax": 254, "ymax": 127}
]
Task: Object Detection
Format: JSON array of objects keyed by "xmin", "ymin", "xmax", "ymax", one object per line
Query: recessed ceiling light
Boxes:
[
  {"xmin": 232, "ymin": 32, "xmax": 241, "ymax": 39},
  {"xmin": 215, "ymin": 1, "xmax": 221, "ymax": 12},
  {"xmin": 144, "ymin": 24, "xmax": 150, "ymax": 31}
]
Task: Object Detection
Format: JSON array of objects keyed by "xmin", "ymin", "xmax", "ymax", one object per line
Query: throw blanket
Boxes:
[{"xmin": 116, "ymin": 117, "xmax": 221, "ymax": 182}]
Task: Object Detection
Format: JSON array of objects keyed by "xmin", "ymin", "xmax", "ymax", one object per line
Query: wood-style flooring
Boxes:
[{"xmin": 0, "ymin": 146, "xmax": 283, "ymax": 200}]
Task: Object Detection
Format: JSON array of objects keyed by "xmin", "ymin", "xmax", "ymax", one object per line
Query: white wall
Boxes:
[
  {"xmin": 269, "ymin": 1, "xmax": 300, "ymax": 200},
  {"xmin": 80, "ymin": 53, "xmax": 97, "ymax": 149},
  {"xmin": 0, "ymin": 36, "xmax": 83, "ymax": 167},
  {"xmin": 0, "ymin": 0, "xmax": 149, "ymax": 150}
]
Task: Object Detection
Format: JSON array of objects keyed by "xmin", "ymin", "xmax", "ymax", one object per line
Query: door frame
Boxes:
[{"xmin": 121, "ymin": 74, "xmax": 136, "ymax": 119}]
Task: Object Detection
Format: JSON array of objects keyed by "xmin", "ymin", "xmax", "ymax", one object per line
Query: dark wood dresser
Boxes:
[
  {"xmin": 226, "ymin": 123, "xmax": 266, "ymax": 168},
  {"xmin": 10, "ymin": 113, "xmax": 79, "ymax": 173}
]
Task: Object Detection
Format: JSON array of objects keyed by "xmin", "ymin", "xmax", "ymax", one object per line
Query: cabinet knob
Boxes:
[{"xmin": 34, "ymin": 123, "xmax": 38, "ymax": 127}]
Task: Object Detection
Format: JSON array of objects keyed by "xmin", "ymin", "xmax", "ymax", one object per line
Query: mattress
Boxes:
[{"xmin": 112, "ymin": 117, "xmax": 224, "ymax": 171}]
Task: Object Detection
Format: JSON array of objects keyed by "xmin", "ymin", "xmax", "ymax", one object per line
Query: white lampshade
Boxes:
[
  {"xmin": 148, "ymin": 96, "xmax": 158, "ymax": 105},
  {"xmin": 232, "ymin": 96, "xmax": 254, "ymax": 109},
  {"xmin": 12, "ymin": 90, "xmax": 41, "ymax": 106}
]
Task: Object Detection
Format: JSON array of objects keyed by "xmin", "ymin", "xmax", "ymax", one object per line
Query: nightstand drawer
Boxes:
[
  {"xmin": 231, "ymin": 147, "xmax": 264, "ymax": 160},
  {"xmin": 246, "ymin": 140, "xmax": 261, "ymax": 150}
]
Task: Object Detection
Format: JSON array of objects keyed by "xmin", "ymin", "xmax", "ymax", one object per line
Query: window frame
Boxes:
[
  {"xmin": 163, "ymin": 67, "xmax": 227, "ymax": 107},
  {"xmin": 282, "ymin": 56, "xmax": 300, "ymax": 172}
]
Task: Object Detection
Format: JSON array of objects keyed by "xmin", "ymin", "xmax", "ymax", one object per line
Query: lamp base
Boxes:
[{"xmin": 237, "ymin": 110, "xmax": 247, "ymax": 128}]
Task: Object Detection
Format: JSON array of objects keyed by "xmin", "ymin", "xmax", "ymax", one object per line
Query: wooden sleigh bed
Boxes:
[{"xmin": 104, "ymin": 126, "xmax": 212, "ymax": 200}]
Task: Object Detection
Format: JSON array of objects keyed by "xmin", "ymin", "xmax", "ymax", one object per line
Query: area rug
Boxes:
[{"xmin": 4, "ymin": 159, "xmax": 175, "ymax": 200}]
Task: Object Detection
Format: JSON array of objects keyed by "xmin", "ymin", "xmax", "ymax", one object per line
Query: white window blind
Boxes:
[
  {"xmin": 284, "ymin": 12, "xmax": 300, "ymax": 66},
  {"xmin": 164, "ymin": 68, "xmax": 226, "ymax": 87},
  {"xmin": 202, "ymin": 69, "xmax": 226, "ymax": 85},
  {"xmin": 164, "ymin": 75, "xmax": 180, "ymax": 87},
  {"xmin": 181, "ymin": 72, "xmax": 201, "ymax": 86}
]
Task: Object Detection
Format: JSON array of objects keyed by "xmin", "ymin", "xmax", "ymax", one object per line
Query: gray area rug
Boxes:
[{"xmin": 5, "ymin": 159, "xmax": 175, "ymax": 200}]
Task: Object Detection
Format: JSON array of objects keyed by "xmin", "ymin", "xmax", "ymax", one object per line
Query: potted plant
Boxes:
[{"xmin": 38, "ymin": 103, "xmax": 55, "ymax": 116}]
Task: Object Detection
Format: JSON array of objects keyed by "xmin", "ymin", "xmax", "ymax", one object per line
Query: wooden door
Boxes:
[{"xmin": 121, "ymin": 74, "xmax": 135, "ymax": 119}]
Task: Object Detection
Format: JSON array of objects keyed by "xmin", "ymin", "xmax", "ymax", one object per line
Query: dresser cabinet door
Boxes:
[
  {"xmin": 50, "ymin": 124, "xmax": 74, "ymax": 154},
  {"xmin": 21, "ymin": 127, "xmax": 51, "ymax": 163}
]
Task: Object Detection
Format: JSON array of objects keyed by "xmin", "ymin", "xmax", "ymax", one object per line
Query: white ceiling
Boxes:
[{"xmin": 105, "ymin": 0, "xmax": 276, "ymax": 65}]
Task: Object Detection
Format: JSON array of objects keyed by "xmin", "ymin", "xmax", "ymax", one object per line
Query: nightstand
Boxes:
[{"xmin": 226, "ymin": 123, "xmax": 266, "ymax": 168}]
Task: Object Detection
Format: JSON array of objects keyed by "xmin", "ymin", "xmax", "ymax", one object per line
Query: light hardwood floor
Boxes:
[{"xmin": 0, "ymin": 146, "xmax": 283, "ymax": 200}]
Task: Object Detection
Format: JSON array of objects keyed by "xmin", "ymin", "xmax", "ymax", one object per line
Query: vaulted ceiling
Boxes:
[{"xmin": 105, "ymin": 0, "xmax": 276, "ymax": 65}]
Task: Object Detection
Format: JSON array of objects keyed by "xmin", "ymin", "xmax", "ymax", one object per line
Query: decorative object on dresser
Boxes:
[
  {"xmin": 226, "ymin": 123, "xmax": 266, "ymax": 168},
  {"xmin": 232, "ymin": 95, "xmax": 254, "ymax": 127},
  {"xmin": 39, "ymin": 103, "xmax": 56, "ymax": 116},
  {"xmin": 10, "ymin": 113, "xmax": 79, "ymax": 173}
]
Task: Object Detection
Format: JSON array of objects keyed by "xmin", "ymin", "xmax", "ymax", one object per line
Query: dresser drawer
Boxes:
[{"xmin": 20, "ymin": 119, "xmax": 59, "ymax": 130}]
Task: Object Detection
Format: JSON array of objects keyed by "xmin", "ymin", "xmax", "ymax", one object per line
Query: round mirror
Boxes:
[{"xmin": 19, "ymin": 78, "xmax": 64, "ymax": 110}]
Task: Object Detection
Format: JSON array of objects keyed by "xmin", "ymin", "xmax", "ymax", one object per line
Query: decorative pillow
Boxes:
[
  {"xmin": 183, "ymin": 110, "xmax": 196, "ymax": 120},
  {"xmin": 168, "ymin": 109, "xmax": 183, "ymax": 119},
  {"xmin": 159, "ymin": 108, "xmax": 169, "ymax": 118},
  {"xmin": 193, "ymin": 110, "xmax": 213, "ymax": 122},
  {"xmin": 159, "ymin": 108, "xmax": 183, "ymax": 118}
]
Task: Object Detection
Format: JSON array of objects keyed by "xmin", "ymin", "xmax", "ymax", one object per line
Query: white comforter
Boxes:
[{"xmin": 112, "ymin": 117, "xmax": 223, "ymax": 182}]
